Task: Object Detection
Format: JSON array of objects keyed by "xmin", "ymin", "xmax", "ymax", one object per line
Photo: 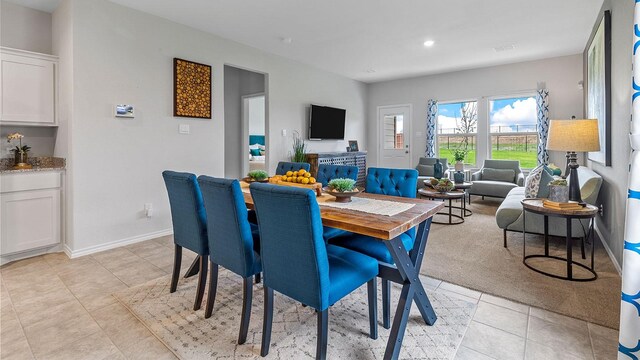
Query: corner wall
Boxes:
[
  {"xmin": 0, "ymin": 0, "xmax": 52, "ymax": 54},
  {"xmin": 588, "ymin": 0, "xmax": 633, "ymax": 268}
]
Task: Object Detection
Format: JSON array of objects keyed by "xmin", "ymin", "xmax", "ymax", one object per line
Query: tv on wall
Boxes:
[{"xmin": 309, "ymin": 104, "xmax": 346, "ymax": 140}]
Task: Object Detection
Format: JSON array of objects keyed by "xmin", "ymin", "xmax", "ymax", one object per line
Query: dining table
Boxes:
[{"xmin": 240, "ymin": 181, "xmax": 444, "ymax": 359}]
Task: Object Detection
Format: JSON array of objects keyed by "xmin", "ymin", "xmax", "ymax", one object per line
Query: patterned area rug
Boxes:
[{"xmin": 114, "ymin": 270, "xmax": 475, "ymax": 359}]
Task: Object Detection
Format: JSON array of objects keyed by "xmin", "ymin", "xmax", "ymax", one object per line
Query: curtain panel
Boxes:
[
  {"xmin": 426, "ymin": 99, "xmax": 438, "ymax": 157},
  {"xmin": 536, "ymin": 89, "xmax": 550, "ymax": 166},
  {"xmin": 619, "ymin": 3, "xmax": 640, "ymax": 359}
]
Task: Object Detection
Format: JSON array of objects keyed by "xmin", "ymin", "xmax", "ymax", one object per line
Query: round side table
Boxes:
[
  {"xmin": 454, "ymin": 181, "xmax": 473, "ymax": 216},
  {"xmin": 418, "ymin": 188, "xmax": 465, "ymax": 225},
  {"xmin": 521, "ymin": 198, "xmax": 598, "ymax": 281}
]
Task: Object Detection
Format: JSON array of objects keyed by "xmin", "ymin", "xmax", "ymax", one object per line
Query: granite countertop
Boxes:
[{"xmin": 0, "ymin": 157, "xmax": 66, "ymax": 174}]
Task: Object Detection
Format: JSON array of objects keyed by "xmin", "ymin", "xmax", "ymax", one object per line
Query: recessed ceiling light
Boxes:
[
  {"xmin": 366, "ymin": 69, "xmax": 376, "ymax": 73},
  {"xmin": 281, "ymin": 37, "xmax": 293, "ymax": 44},
  {"xmin": 423, "ymin": 40, "xmax": 435, "ymax": 47},
  {"xmin": 494, "ymin": 44, "xmax": 515, "ymax": 52}
]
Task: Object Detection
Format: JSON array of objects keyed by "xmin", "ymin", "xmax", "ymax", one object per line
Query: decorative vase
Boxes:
[
  {"xmin": 548, "ymin": 185, "xmax": 569, "ymax": 202},
  {"xmin": 453, "ymin": 171, "xmax": 464, "ymax": 184},
  {"xmin": 455, "ymin": 161, "xmax": 464, "ymax": 172},
  {"xmin": 433, "ymin": 159, "xmax": 443, "ymax": 179},
  {"xmin": 13, "ymin": 151, "xmax": 32, "ymax": 169}
]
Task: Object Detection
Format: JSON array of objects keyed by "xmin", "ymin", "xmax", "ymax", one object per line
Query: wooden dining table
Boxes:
[{"xmin": 241, "ymin": 182, "xmax": 444, "ymax": 360}]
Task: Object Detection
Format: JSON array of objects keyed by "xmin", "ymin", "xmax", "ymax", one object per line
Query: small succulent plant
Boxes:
[
  {"xmin": 247, "ymin": 170, "xmax": 268, "ymax": 181},
  {"xmin": 549, "ymin": 179, "xmax": 567, "ymax": 186},
  {"xmin": 328, "ymin": 178, "xmax": 356, "ymax": 192}
]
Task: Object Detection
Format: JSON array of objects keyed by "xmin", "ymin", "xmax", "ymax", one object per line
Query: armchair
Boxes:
[
  {"xmin": 469, "ymin": 160, "xmax": 524, "ymax": 200},
  {"xmin": 415, "ymin": 157, "xmax": 449, "ymax": 190}
]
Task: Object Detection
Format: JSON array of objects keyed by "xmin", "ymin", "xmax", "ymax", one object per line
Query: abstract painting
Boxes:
[{"xmin": 173, "ymin": 58, "xmax": 212, "ymax": 119}]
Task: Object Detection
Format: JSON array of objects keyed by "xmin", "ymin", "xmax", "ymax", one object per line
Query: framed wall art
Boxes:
[
  {"xmin": 173, "ymin": 58, "xmax": 212, "ymax": 119},
  {"xmin": 584, "ymin": 9, "xmax": 611, "ymax": 166}
]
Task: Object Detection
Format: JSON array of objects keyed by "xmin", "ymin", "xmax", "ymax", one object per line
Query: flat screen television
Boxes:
[{"xmin": 309, "ymin": 104, "xmax": 346, "ymax": 140}]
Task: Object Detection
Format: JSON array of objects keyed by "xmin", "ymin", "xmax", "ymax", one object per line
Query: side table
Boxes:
[
  {"xmin": 418, "ymin": 187, "xmax": 465, "ymax": 225},
  {"xmin": 521, "ymin": 198, "xmax": 598, "ymax": 281}
]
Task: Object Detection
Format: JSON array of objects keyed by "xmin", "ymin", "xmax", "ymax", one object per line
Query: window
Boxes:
[
  {"xmin": 437, "ymin": 101, "xmax": 477, "ymax": 165},
  {"xmin": 382, "ymin": 114, "xmax": 404, "ymax": 149},
  {"xmin": 489, "ymin": 96, "xmax": 538, "ymax": 168}
]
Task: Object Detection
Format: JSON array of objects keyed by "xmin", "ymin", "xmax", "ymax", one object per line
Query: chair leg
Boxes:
[
  {"xmin": 170, "ymin": 244, "xmax": 182, "ymax": 293},
  {"xmin": 382, "ymin": 279, "xmax": 391, "ymax": 329},
  {"xmin": 238, "ymin": 277, "xmax": 253, "ymax": 344},
  {"xmin": 316, "ymin": 309, "xmax": 329, "ymax": 360},
  {"xmin": 184, "ymin": 256, "xmax": 200, "ymax": 278},
  {"xmin": 205, "ymin": 262, "xmax": 219, "ymax": 319},
  {"xmin": 503, "ymin": 229, "xmax": 508, "ymax": 248},
  {"xmin": 193, "ymin": 255, "xmax": 208, "ymax": 311},
  {"xmin": 255, "ymin": 272, "xmax": 261, "ymax": 284},
  {"xmin": 260, "ymin": 287, "xmax": 274, "ymax": 357},
  {"xmin": 367, "ymin": 279, "xmax": 378, "ymax": 340}
]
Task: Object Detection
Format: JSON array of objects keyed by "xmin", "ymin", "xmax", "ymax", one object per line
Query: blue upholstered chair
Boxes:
[
  {"xmin": 330, "ymin": 167, "xmax": 418, "ymax": 329},
  {"xmin": 316, "ymin": 164, "xmax": 359, "ymax": 241},
  {"xmin": 275, "ymin": 161, "xmax": 310, "ymax": 175},
  {"xmin": 162, "ymin": 171, "xmax": 209, "ymax": 311},
  {"xmin": 249, "ymin": 183, "xmax": 379, "ymax": 359},
  {"xmin": 197, "ymin": 176, "xmax": 261, "ymax": 344}
]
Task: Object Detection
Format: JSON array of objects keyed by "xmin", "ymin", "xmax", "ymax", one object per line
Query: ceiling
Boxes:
[{"xmin": 6, "ymin": 0, "xmax": 604, "ymax": 83}]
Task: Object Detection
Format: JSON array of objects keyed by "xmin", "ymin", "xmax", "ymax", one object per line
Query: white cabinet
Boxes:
[
  {"xmin": 0, "ymin": 47, "xmax": 58, "ymax": 126},
  {"xmin": 1, "ymin": 171, "xmax": 62, "ymax": 256}
]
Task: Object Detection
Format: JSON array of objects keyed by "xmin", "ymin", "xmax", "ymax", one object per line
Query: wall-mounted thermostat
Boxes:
[{"xmin": 115, "ymin": 104, "xmax": 134, "ymax": 118}]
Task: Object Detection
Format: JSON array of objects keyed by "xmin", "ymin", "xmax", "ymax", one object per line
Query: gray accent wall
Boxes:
[
  {"xmin": 588, "ymin": 0, "xmax": 633, "ymax": 269},
  {"xmin": 0, "ymin": 1, "xmax": 52, "ymax": 54}
]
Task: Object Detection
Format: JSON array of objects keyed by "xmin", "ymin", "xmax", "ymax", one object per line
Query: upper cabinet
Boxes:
[{"xmin": 0, "ymin": 47, "xmax": 58, "ymax": 126}]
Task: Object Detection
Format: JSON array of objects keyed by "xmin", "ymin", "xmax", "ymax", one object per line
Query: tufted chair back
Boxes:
[
  {"xmin": 162, "ymin": 171, "xmax": 208, "ymax": 255},
  {"xmin": 275, "ymin": 161, "xmax": 311, "ymax": 175},
  {"xmin": 197, "ymin": 176, "xmax": 260, "ymax": 278},
  {"xmin": 365, "ymin": 167, "xmax": 418, "ymax": 198},
  {"xmin": 316, "ymin": 164, "xmax": 358, "ymax": 187},
  {"xmin": 250, "ymin": 183, "xmax": 330, "ymax": 310}
]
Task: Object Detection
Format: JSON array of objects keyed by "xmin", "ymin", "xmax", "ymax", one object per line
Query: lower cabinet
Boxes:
[{"xmin": 0, "ymin": 171, "xmax": 62, "ymax": 256}]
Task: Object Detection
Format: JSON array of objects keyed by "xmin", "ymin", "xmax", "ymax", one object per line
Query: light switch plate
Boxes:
[
  {"xmin": 281, "ymin": 129, "xmax": 287, "ymax": 136},
  {"xmin": 179, "ymin": 124, "xmax": 190, "ymax": 134}
]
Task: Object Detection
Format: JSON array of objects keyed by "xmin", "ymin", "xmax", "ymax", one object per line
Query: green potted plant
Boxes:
[
  {"xmin": 246, "ymin": 170, "xmax": 269, "ymax": 182},
  {"xmin": 325, "ymin": 178, "xmax": 358, "ymax": 203},
  {"xmin": 7, "ymin": 132, "xmax": 32, "ymax": 169},
  {"xmin": 291, "ymin": 130, "xmax": 307, "ymax": 163},
  {"xmin": 453, "ymin": 148, "xmax": 467, "ymax": 172},
  {"xmin": 548, "ymin": 179, "xmax": 569, "ymax": 202}
]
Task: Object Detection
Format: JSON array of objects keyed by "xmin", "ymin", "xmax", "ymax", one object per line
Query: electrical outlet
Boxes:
[
  {"xmin": 144, "ymin": 203, "xmax": 153, "ymax": 217},
  {"xmin": 179, "ymin": 124, "xmax": 190, "ymax": 134}
]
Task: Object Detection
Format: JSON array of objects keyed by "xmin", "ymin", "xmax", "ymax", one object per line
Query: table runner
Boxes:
[{"xmin": 319, "ymin": 196, "xmax": 414, "ymax": 216}]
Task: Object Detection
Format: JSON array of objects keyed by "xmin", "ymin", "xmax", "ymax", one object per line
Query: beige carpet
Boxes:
[
  {"xmin": 421, "ymin": 197, "xmax": 621, "ymax": 329},
  {"xmin": 115, "ymin": 270, "xmax": 475, "ymax": 360}
]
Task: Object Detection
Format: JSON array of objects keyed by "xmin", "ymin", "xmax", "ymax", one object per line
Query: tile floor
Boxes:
[{"xmin": 0, "ymin": 236, "xmax": 618, "ymax": 360}]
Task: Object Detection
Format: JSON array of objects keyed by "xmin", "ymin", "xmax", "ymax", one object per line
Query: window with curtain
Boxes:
[
  {"xmin": 437, "ymin": 101, "xmax": 477, "ymax": 166},
  {"xmin": 489, "ymin": 95, "xmax": 538, "ymax": 169}
]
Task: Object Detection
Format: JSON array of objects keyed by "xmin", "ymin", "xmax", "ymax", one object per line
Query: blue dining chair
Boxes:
[
  {"xmin": 329, "ymin": 167, "xmax": 418, "ymax": 329},
  {"xmin": 162, "ymin": 171, "xmax": 209, "ymax": 311},
  {"xmin": 197, "ymin": 176, "xmax": 261, "ymax": 344},
  {"xmin": 249, "ymin": 183, "xmax": 379, "ymax": 359},
  {"xmin": 275, "ymin": 161, "xmax": 310, "ymax": 175},
  {"xmin": 316, "ymin": 164, "xmax": 359, "ymax": 241}
]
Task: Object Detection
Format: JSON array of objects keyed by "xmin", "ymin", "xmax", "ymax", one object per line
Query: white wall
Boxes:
[
  {"xmin": 367, "ymin": 55, "xmax": 584, "ymax": 169},
  {"xmin": 0, "ymin": 1, "xmax": 52, "ymax": 54},
  {"xmin": 59, "ymin": 0, "xmax": 367, "ymax": 254},
  {"xmin": 248, "ymin": 96, "xmax": 266, "ymax": 135},
  {"xmin": 588, "ymin": 0, "xmax": 633, "ymax": 267}
]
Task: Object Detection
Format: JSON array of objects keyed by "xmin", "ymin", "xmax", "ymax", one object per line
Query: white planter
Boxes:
[{"xmin": 454, "ymin": 161, "xmax": 464, "ymax": 172}]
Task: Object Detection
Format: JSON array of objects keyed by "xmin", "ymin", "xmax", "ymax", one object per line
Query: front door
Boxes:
[{"xmin": 378, "ymin": 105, "xmax": 412, "ymax": 169}]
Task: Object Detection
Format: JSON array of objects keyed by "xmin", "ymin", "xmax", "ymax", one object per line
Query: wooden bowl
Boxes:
[
  {"xmin": 433, "ymin": 184, "xmax": 455, "ymax": 193},
  {"xmin": 242, "ymin": 177, "xmax": 269, "ymax": 183},
  {"xmin": 323, "ymin": 187, "xmax": 360, "ymax": 203}
]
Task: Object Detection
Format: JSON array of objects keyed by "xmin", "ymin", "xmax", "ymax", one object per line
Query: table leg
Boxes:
[
  {"xmin": 544, "ymin": 216, "xmax": 549, "ymax": 256},
  {"xmin": 590, "ymin": 219, "xmax": 595, "ymax": 270},
  {"xmin": 184, "ymin": 256, "xmax": 201, "ymax": 278},
  {"xmin": 448, "ymin": 199, "xmax": 452, "ymax": 224},
  {"xmin": 383, "ymin": 219, "xmax": 436, "ymax": 360},
  {"xmin": 566, "ymin": 218, "xmax": 573, "ymax": 280}
]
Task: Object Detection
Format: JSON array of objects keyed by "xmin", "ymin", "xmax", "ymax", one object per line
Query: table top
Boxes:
[
  {"xmin": 418, "ymin": 187, "xmax": 465, "ymax": 199},
  {"xmin": 521, "ymin": 198, "xmax": 598, "ymax": 217},
  {"xmin": 454, "ymin": 182, "xmax": 473, "ymax": 189},
  {"xmin": 241, "ymin": 181, "xmax": 443, "ymax": 240}
]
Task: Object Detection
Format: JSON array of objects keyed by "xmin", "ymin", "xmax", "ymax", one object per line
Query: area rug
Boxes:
[
  {"xmin": 421, "ymin": 197, "xmax": 621, "ymax": 329},
  {"xmin": 114, "ymin": 270, "xmax": 475, "ymax": 360}
]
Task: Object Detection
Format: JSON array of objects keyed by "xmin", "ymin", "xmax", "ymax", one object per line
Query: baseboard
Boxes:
[
  {"xmin": 65, "ymin": 228, "xmax": 173, "ymax": 258},
  {"xmin": 594, "ymin": 225, "xmax": 622, "ymax": 275},
  {"xmin": 1, "ymin": 244, "xmax": 62, "ymax": 266}
]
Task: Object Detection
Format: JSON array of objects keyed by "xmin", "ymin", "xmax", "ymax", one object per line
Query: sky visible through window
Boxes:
[{"xmin": 489, "ymin": 96, "xmax": 536, "ymax": 133}]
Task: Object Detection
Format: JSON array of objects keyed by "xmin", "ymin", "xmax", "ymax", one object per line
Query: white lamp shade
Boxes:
[{"xmin": 546, "ymin": 119, "xmax": 601, "ymax": 152}]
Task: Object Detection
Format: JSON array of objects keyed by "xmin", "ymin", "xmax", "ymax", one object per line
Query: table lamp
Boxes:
[{"xmin": 546, "ymin": 119, "xmax": 600, "ymax": 205}]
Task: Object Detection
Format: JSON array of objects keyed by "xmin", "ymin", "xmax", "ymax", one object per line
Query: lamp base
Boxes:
[{"xmin": 566, "ymin": 151, "xmax": 585, "ymax": 206}]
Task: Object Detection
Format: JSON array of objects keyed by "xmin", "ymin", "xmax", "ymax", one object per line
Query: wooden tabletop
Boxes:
[
  {"xmin": 418, "ymin": 187, "xmax": 465, "ymax": 199},
  {"xmin": 521, "ymin": 198, "xmax": 598, "ymax": 217},
  {"xmin": 241, "ymin": 181, "xmax": 443, "ymax": 240}
]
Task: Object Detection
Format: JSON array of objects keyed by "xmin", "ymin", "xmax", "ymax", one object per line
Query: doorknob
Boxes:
[{"xmin": 405, "ymin": 150, "xmax": 409, "ymax": 154}]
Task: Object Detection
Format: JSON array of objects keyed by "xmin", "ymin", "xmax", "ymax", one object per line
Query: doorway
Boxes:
[
  {"xmin": 378, "ymin": 105, "xmax": 412, "ymax": 168},
  {"xmin": 223, "ymin": 65, "xmax": 267, "ymax": 179}
]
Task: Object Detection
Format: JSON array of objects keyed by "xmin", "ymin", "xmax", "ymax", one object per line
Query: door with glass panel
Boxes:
[{"xmin": 378, "ymin": 105, "xmax": 411, "ymax": 169}]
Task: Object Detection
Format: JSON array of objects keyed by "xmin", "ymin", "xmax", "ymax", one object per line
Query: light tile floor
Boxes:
[{"xmin": 0, "ymin": 236, "xmax": 618, "ymax": 360}]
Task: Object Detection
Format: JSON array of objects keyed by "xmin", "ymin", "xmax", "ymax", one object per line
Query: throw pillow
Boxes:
[
  {"xmin": 250, "ymin": 148, "xmax": 261, "ymax": 156},
  {"xmin": 537, "ymin": 169, "xmax": 554, "ymax": 198},
  {"xmin": 416, "ymin": 164, "xmax": 434, "ymax": 176},
  {"xmin": 481, "ymin": 168, "xmax": 516, "ymax": 182}
]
